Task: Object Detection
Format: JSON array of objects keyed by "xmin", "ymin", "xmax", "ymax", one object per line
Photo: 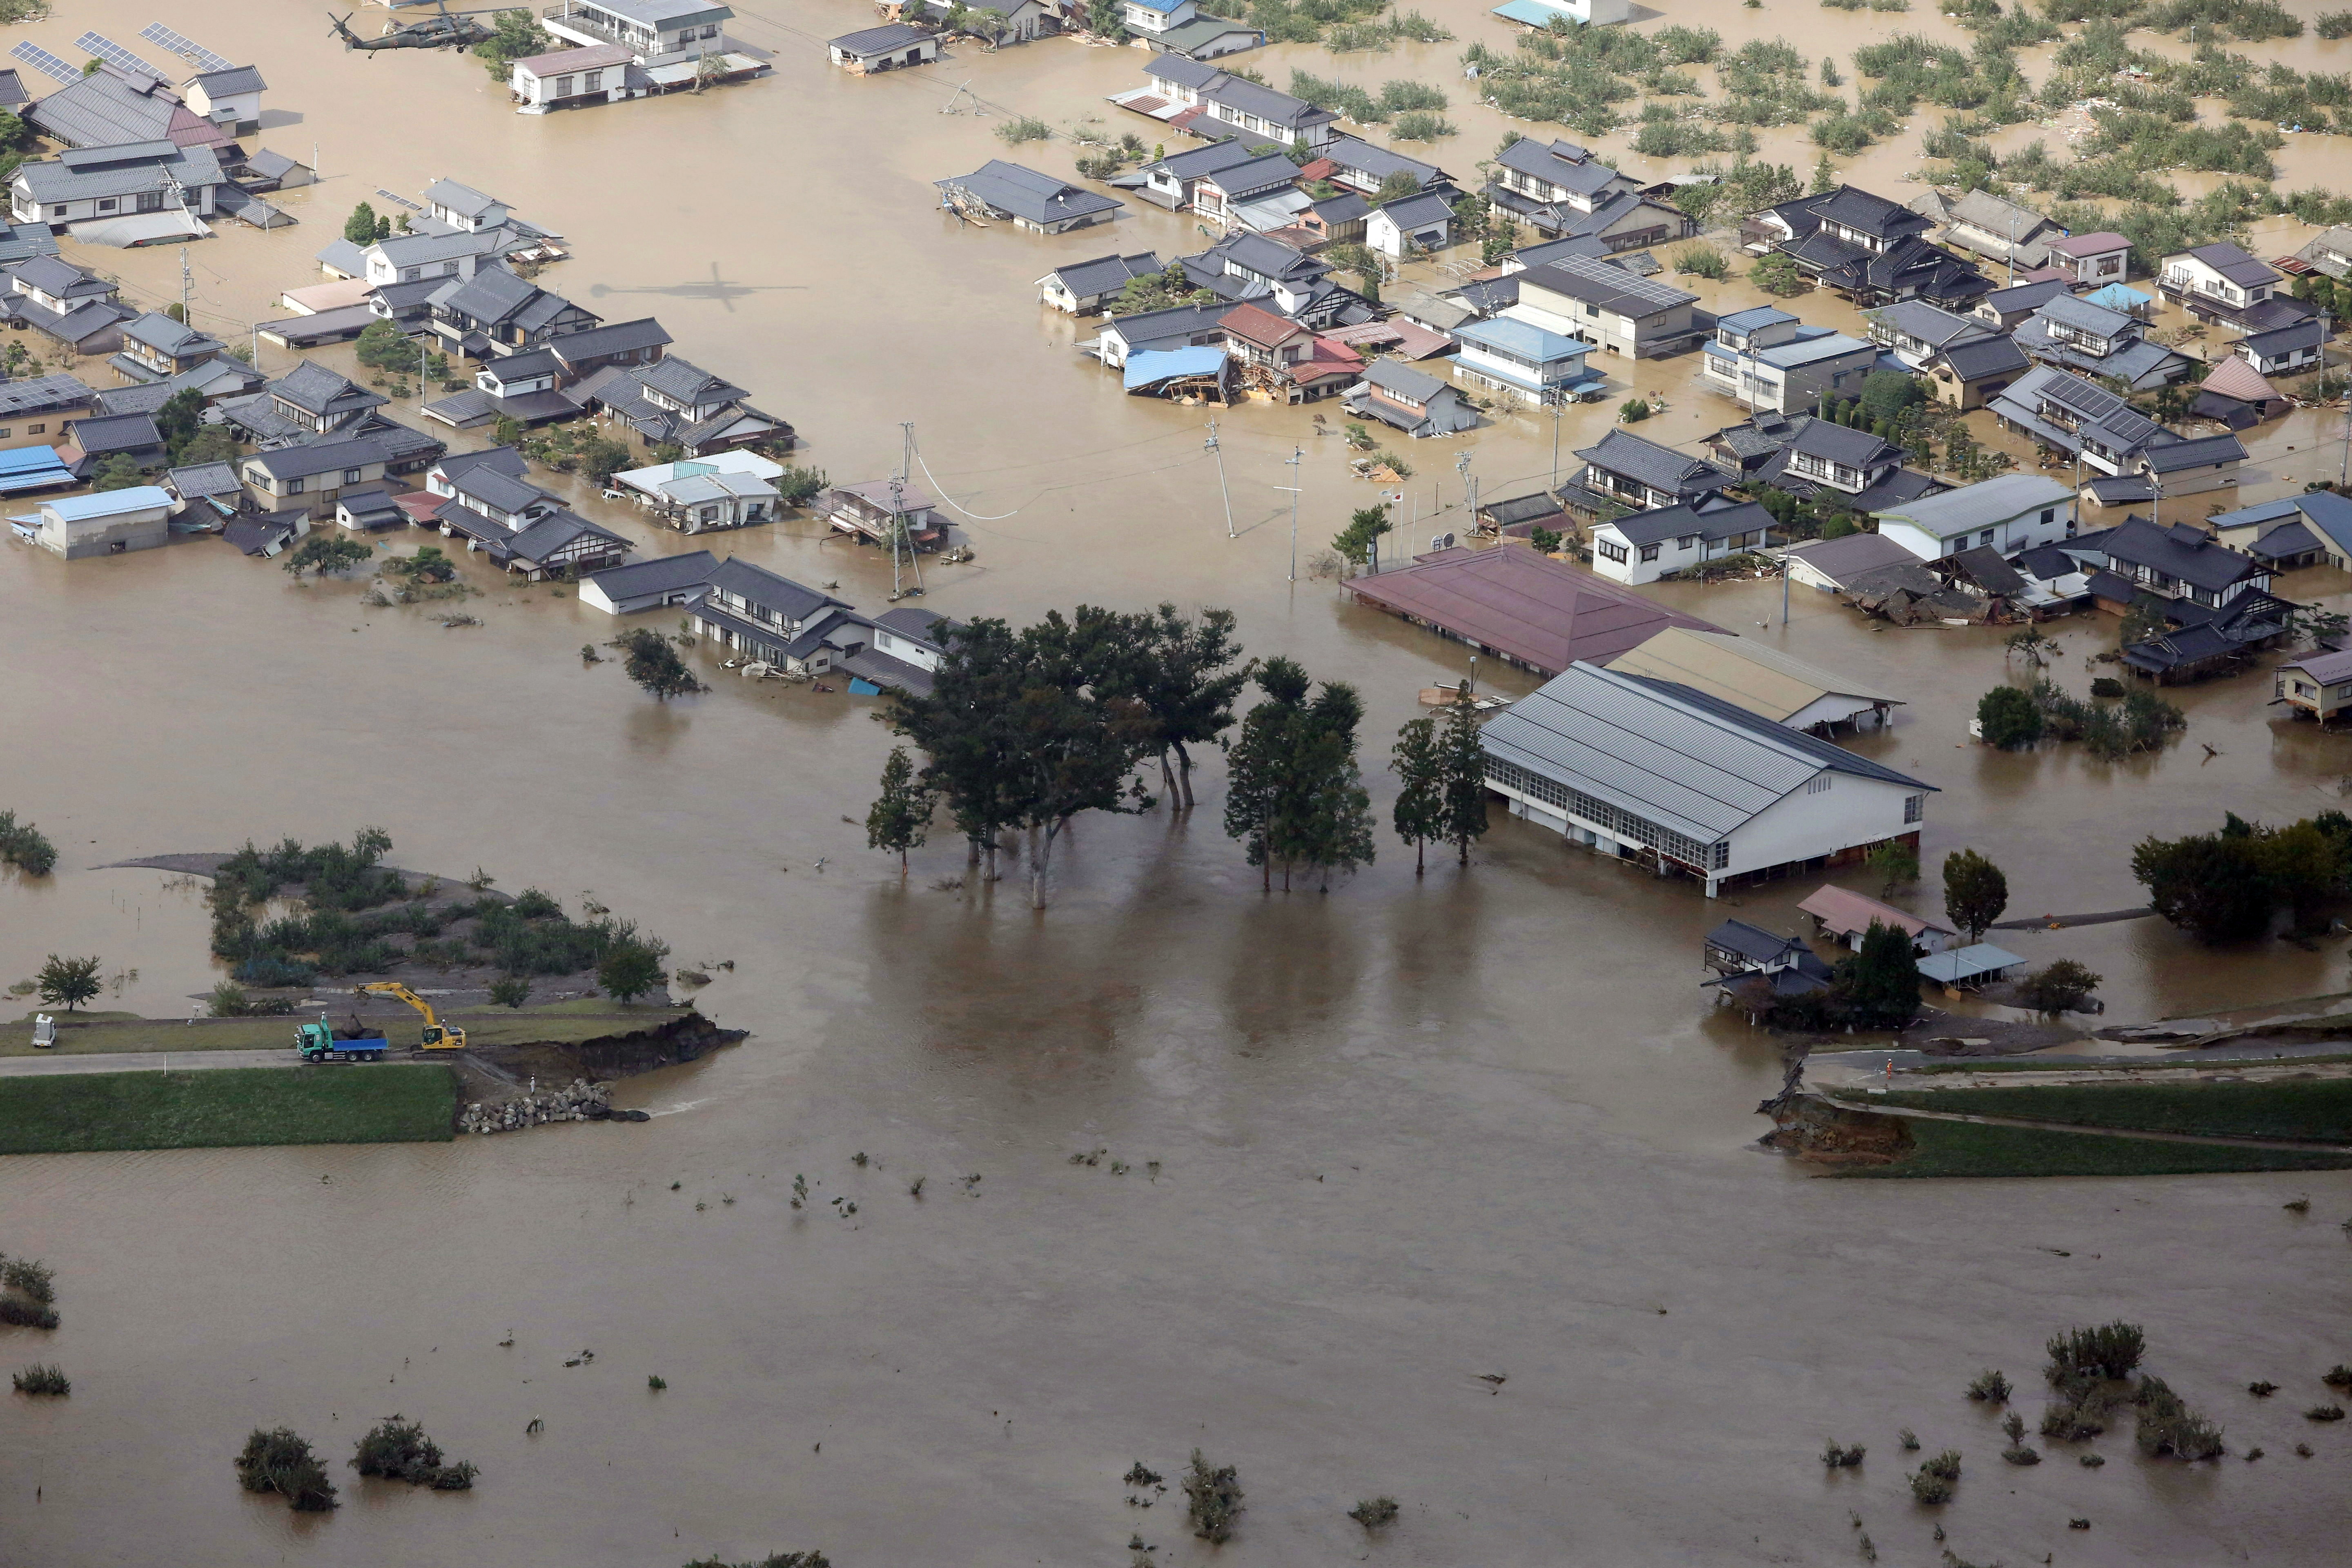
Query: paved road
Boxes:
[{"xmin": 0, "ymin": 1049, "xmax": 302, "ymax": 1078}]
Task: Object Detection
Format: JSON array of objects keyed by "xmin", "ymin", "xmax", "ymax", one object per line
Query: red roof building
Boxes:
[{"xmin": 1343, "ymin": 546, "xmax": 1726, "ymax": 677}]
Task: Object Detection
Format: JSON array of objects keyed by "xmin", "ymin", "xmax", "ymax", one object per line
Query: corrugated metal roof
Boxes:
[{"xmin": 1481, "ymin": 662, "xmax": 1902, "ymax": 842}]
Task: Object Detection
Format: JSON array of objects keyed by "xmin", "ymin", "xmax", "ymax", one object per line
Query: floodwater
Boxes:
[{"xmin": 4, "ymin": 1, "xmax": 2352, "ymax": 1563}]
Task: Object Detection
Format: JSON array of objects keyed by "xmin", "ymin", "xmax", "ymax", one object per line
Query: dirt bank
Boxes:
[{"xmin": 470, "ymin": 1010, "xmax": 747, "ymax": 1085}]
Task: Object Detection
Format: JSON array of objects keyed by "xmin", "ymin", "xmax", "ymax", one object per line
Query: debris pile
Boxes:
[{"xmin": 460, "ymin": 1078, "xmax": 639, "ymax": 1134}]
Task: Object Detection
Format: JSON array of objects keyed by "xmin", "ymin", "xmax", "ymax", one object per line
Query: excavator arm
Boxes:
[{"xmin": 354, "ymin": 982, "xmax": 467, "ymax": 1050}]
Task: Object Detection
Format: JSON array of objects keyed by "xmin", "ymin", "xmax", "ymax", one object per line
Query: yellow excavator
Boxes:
[{"xmin": 354, "ymin": 982, "xmax": 467, "ymax": 1051}]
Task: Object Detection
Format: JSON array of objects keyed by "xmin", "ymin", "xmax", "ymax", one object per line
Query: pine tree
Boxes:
[
  {"xmin": 865, "ymin": 746, "xmax": 930, "ymax": 872},
  {"xmin": 1224, "ymin": 659, "xmax": 1311, "ymax": 892},
  {"xmin": 1281, "ymin": 683, "xmax": 1374, "ymax": 891},
  {"xmin": 1391, "ymin": 715, "xmax": 1444, "ymax": 874},
  {"xmin": 1840, "ymin": 920, "xmax": 1921, "ymax": 1028},
  {"xmin": 1437, "ymin": 695, "xmax": 1490, "ymax": 865}
]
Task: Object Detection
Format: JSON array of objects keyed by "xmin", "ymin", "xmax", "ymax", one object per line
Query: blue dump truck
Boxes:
[{"xmin": 296, "ymin": 1013, "xmax": 392, "ymax": 1064}]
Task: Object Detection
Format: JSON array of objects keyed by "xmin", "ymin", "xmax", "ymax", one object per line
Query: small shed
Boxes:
[
  {"xmin": 1917, "ymin": 943, "xmax": 2026, "ymax": 989},
  {"xmin": 1797, "ymin": 884, "xmax": 1958, "ymax": 954},
  {"xmin": 829, "ymin": 22, "xmax": 939, "ymax": 73},
  {"xmin": 31, "ymin": 486, "xmax": 175, "ymax": 559}
]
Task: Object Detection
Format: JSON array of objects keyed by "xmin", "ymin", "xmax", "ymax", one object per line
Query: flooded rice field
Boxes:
[{"xmin": 4, "ymin": 0, "xmax": 2352, "ymax": 1562}]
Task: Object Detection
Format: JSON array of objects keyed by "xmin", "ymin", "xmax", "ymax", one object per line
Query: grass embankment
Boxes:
[
  {"xmin": 2, "ymin": 1000, "xmax": 689, "ymax": 1058},
  {"xmin": 1840, "ymin": 1118, "xmax": 2352, "ymax": 1179},
  {"xmin": 0, "ymin": 1065, "xmax": 457, "ymax": 1155},
  {"xmin": 1874, "ymin": 1080, "xmax": 2352, "ymax": 1143}
]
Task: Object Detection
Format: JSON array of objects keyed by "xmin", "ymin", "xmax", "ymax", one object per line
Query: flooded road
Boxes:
[{"xmin": 4, "ymin": 1, "xmax": 2352, "ymax": 1563}]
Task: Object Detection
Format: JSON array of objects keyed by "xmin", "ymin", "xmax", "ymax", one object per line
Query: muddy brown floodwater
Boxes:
[{"xmin": 5, "ymin": 1, "xmax": 2352, "ymax": 1563}]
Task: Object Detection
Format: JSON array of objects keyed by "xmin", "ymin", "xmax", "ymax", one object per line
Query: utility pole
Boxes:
[
  {"xmin": 889, "ymin": 421, "xmax": 925, "ymax": 601},
  {"xmin": 1281, "ymin": 445, "xmax": 1304, "ymax": 579},
  {"xmin": 177, "ymin": 246, "xmax": 191, "ymax": 320},
  {"xmin": 1548, "ymin": 395, "xmax": 1563, "ymax": 489},
  {"xmin": 1455, "ymin": 449, "xmax": 1475, "ymax": 532},
  {"xmin": 1206, "ymin": 418, "xmax": 1234, "ymax": 539}
]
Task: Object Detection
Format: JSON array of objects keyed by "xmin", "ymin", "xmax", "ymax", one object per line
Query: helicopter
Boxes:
[{"xmin": 327, "ymin": 2, "xmax": 501, "ymax": 53}]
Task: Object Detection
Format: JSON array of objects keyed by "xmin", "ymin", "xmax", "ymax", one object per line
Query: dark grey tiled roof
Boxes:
[
  {"xmin": 435, "ymin": 445, "xmax": 531, "ymax": 483},
  {"xmin": 1574, "ymin": 428, "xmax": 1731, "ymax": 495},
  {"xmin": 548, "ymin": 316, "xmax": 672, "ymax": 361},
  {"xmin": 1938, "ymin": 334, "xmax": 2029, "ymax": 380},
  {"xmin": 2099, "ymin": 516, "xmax": 2266, "ymax": 591},
  {"xmin": 937, "ymin": 161, "xmax": 1122, "ymax": 226},
  {"xmin": 705, "ymin": 557, "xmax": 848, "ymax": 623},
  {"xmin": 166, "ymin": 460, "xmax": 242, "ymax": 497},
  {"xmin": 587, "ymin": 549, "xmax": 717, "ymax": 598},
  {"xmin": 2182, "ymin": 242, "xmax": 2280, "ymax": 287},
  {"xmin": 1606, "ymin": 498, "xmax": 1771, "ymax": 547},
  {"xmin": 244, "ymin": 434, "xmax": 385, "ymax": 480},
  {"xmin": 1808, "ymin": 184, "xmax": 1932, "ymax": 241},
  {"xmin": 1049, "ymin": 252, "xmax": 1164, "ymax": 299},
  {"xmin": 67, "ymin": 412, "xmax": 162, "ymax": 452},
  {"xmin": 270, "ymin": 361, "xmax": 383, "ymax": 418}
]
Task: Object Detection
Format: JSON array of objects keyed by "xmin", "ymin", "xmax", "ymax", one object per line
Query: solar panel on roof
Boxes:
[
  {"xmin": 138, "ymin": 23, "xmax": 234, "ymax": 75},
  {"xmin": 9, "ymin": 42, "xmax": 80, "ymax": 85},
  {"xmin": 73, "ymin": 32, "xmax": 167, "ymax": 82}
]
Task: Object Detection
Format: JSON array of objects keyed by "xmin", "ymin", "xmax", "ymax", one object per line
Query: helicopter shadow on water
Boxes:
[{"xmin": 588, "ymin": 263, "xmax": 809, "ymax": 313}]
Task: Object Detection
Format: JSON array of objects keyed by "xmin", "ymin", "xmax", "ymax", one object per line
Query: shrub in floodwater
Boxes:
[
  {"xmin": 1349, "ymin": 1495, "xmax": 1400, "ymax": 1530},
  {"xmin": 648, "ymin": 1375, "xmax": 667, "ymax": 1391},
  {"xmin": 2047, "ymin": 1323, "xmax": 2145, "ymax": 1389},
  {"xmin": 1822, "ymin": 1440, "xmax": 1866, "ymax": 1467},
  {"xmin": 237, "ymin": 1427, "xmax": 338, "ymax": 1511},
  {"xmin": 1899, "ymin": 1427, "xmax": 1920, "ymax": 1450},
  {"xmin": 2250, "ymin": 1381, "xmax": 2279, "ymax": 1396},
  {"xmin": 1124, "ymin": 1461, "xmax": 1163, "ymax": 1488},
  {"xmin": 2, "ymin": 1256, "xmax": 56, "ymax": 1305},
  {"xmin": 994, "ymin": 116, "xmax": 1050, "ymax": 145},
  {"xmin": 12, "ymin": 1363, "xmax": 69, "ymax": 1395},
  {"xmin": 2307, "ymin": 1404, "xmax": 2347, "ymax": 1422},
  {"xmin": 352, "ymin": 1414, "xmax": 476, "ymax": 1489},
  {"xmin": 0, "ymin": 811, "xmax": 58, "ymax": 878},
  {"xmin": 2040, "ymin": 1390, "xmax": 2109, "ymax": 1441},
  {"xmin": 0, "ymin": 1296, "xmax": 58, "ymax": 1330},
  {"xmin": 1183, "ymin": 1448, "xmax": 1243, "ymax": 1543},
  {"xmin": 680, "ymin": 1555, "xmax": 831, "ymax": 1568},
  {"xmin": 1966, "ymin": 1369, "xmax": 2011, "ymax": 1403},
  {"xmin": 2323, "ymin": 1365, "xmax": 2352, "ymax": 1389},
  {"xmin": 2135, "ymin": 1376, "xmax": 2225, "ymax": 1459},
  {"xmin": 1909, "ymin": 1463, "xmax": 1957, "ymax": 1504}
]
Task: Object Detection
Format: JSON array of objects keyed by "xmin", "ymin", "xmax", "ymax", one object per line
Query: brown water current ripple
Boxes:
[{"xmin": 2, "ymin": 0, "xmax": 2352, "ymax": 1563}]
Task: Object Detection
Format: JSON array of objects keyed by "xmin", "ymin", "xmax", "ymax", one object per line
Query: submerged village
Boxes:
[{"xmin": 9, "ymin": 0, "xmax": 2352, "ymax": 1564}]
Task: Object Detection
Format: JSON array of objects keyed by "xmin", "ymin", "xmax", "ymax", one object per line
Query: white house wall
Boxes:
[{"xmin": 1721, "ymin": 775, "xmax": 1919, "ymax": 884}]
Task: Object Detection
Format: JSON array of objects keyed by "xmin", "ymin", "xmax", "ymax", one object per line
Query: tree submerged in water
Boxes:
[
  {"xmin": 236, "ymin": 1428, "xmax": 338, "ymax": 1512},
  {"xmin": 352, "ymin": 1414, "xmax": 477, "ymax": 1490}
]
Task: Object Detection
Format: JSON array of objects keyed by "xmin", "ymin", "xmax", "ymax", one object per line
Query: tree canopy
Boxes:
[
  {"xmin": 2133, "ymin": 812, "xmax": 2352, "ymax": 943},
  {"xmin": 615, "ymin": 629, "xmax": 708, "ymax": 702},
  {"xmin": 36, "ymin": 953, "xmax": 101, "ymax": 1011},
  {"xmin": 1224, "ymin": 659, "xmax": 1375, "ymax": 892},
  {"xmin": 1942, "ymin": 847, "xmax": 2008, "ymax": 942},
  {"xmin": 1839, "ymin": 920, "xmax": 1921, "ymax": 1029}
]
